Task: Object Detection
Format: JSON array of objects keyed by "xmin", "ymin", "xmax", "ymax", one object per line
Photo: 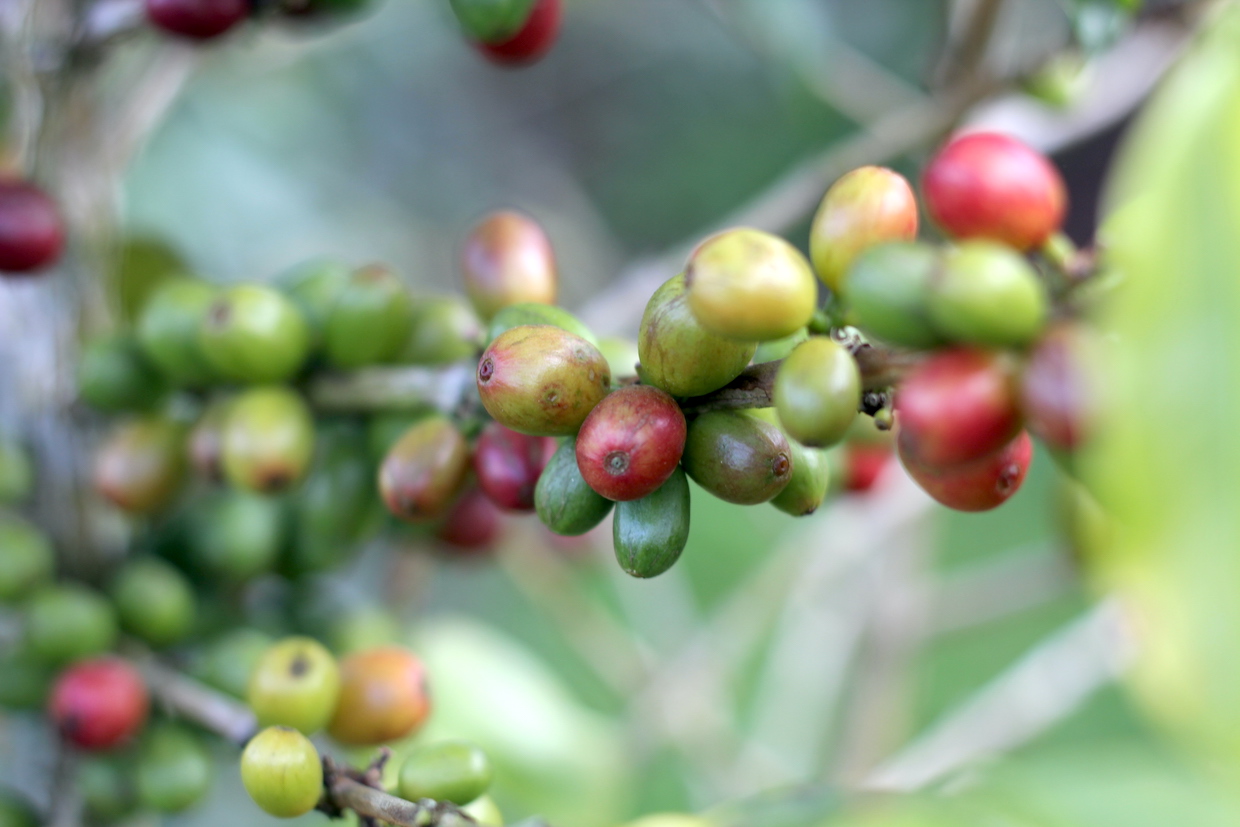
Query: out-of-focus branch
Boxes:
[
  {"xmin": 926, "ymin": 545, "xmax": 1077, "ymax": 635},
  {"xmin": 937, "ymin": 0, "xmax": 1005, "ymax": 88},
  {"xmin": 139, "ymin": 660, "xmax": 259, "ymax": 746},
  {"xmin": 306, "ymin": 363, "xmax": 477, "ymax": 414}
]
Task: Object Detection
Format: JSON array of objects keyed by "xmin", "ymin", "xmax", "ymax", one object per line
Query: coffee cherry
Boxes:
[
  {"xmin": 402, "ymin": 296, "xmax": 484, "ymax": 365},
  {"xmin": 324, "ymin": 264, "xmax": 414, "ymax": 368},
  {"xmin": 200, "ymin": 284, "xmax": 311, "ymax": 383},
  {"xmin": 379, "ymin": 417, "xmax": 471, "ymax": 521},
  {"xmin": 436, "ymin": 487, "xmax": 504, "ymax": 552},
  {"xmin": 327, "ymin": 646, "xmax": 431, "ymax": 745},
  {"xmin": 399, "ymin": 740, "xmax": 492, "ymax": 805},
  {"xmin": 810, "ymin": 166, "xmax": 919, "ymax": 293},
  {"xmin": 1021, "ymin": 323, "xmax": 1096, "ymax": 451},
  {"xmin": 639, "ymin": 274, "xmax": 756, "ymax": 398},
  {"xmin": 0, "ymin": 649, "xmax": 52, "ymax": 709},
  {"xmin": 928, "ymin": 241, "xmax": 1047, "ymax": 347},
  {"xmin": 144, "ymin": 0, "xmax": 248, "ymax": 39},
  {"xmin": 845, "ymin": 242, "xmax": 942, "ymax": 348},
  {"xmin": 135, "ymin": 724, "xmax": 212, "ymax": 813},
  {"xmin": 248, "ymin": 637, "xmax": 341, "ymax": 734},
  {"xmin": 900, "ymin": 430, "xmax": 1033, "ymax": 512},
  {"xmin": 194, "ymin": 628, "xmax": 274, "ymax": 699},
  {"xmin": 463, "ymin": 795, "xmax": 504, "ymax": 826},
  {"xmin": 187, "ymin": 396, "xmax": 232, "ymax": 481},
  {"xmin": 448, "ymin": 0, "xmax": 535, "ymax": 41},
  {"xmin": 240, "ymin": 726, "xmax": 323, "ymax": 818},
  {"xmin": 576, "ymin": 386, "xmax": 686, "ymax": 501},
  {"xmin": 477, "ymin": 325, "xmax": 611, "ymax": 436},
  {"xmin": 110, "ymin": 558, "xmax": 195, "ymax": 647},
  {"xmin": 685, "ymin": 228, "xmax": 817, "ymax": 342},
  {"xmin": 0, "ymin": 179, "xmax": 63, "ymax": 275},
  {"xmin": 774, "ymin": 337, "xmax": 861, "ymax": 448},
  {"xmin": 0, "ymin": 439, "xmax": 33, "ymax": 504},
  {"xmin": 190, "ymin": 489, "xmax": 285, "ymax": 580},
  {"xmin": 0, "ymin": 513, "xmax": 53, "ymax": 602},
  {"xmin": 49, "ymin": 658, "xmax": 148, "ymax": 750},
  {"xmin": 596, "ymin": 336, "xmax": 641, "ymax": 383},
  {"xmin": 26, "ymin": 584, "xmax": 118, "ymax": 665},
  {"xmin": 285, "ymin": 425, "xmax": 372, "ymax": 575},
  {"xmin": 923, "ymin": 132, "xmax": 1067, "ymax": 251},
  {"xmin": 895, "ymin": 348, "xmax": 1021, "ymax": 467},
  {"xmin": 743, "ymin": 411, "xmax": 830, "ymax": 516},
  {"xmin": 273, "ymin": 257, "xmax": 351, "ymax": 346},
  {"xmin": 474, "ymin": 422, "xmax": 555, "ymax": 512},
  {"xmin": 77, "ymin": 335, "xmax": 167, "ymax": 413},
  {"xmin": 367, "ymin": 409, "xmax": 437, "ymax": 464},
  {"xmin": 78, "ymin": 754, "xmax": 138, "ymax": 823},
  {"xmin": 476, "ymin": 0, "xmax": 562, "ymax": 65},
  {"xmin": 0, "ymin": 793, "xmax": 36, "ymax": 827},
  {"xmin": 136, "ymin": 279, "xmax": 220, "ymax": 387},
  {"xmin": 221, "ymin": 386, "xmax": 315, "ymax": 493},
  {"xmin": 753, "ymin": 327, "xmax": 809, "ymax": 364},
  {"xmin": 94, "ymin": 416, "xmax": 187, "ymax": 514},
  {"xmin": 486, "ymin": 301, "xmax": 597, "ymax": 346},
  {"xmin": 462, "ymin": 211, "xmax": 557, "ymax": 321},
  {"xmin": 843, "ymin": 443, "xmax": 892, "ymax": 493},
  {"xmin": 682, "ymin": 411, "xmax": 793, "ymax": 504},
  {"xmin": 613, "ymin": 466, "xmax": 691, "ymax": 578},
  {"xmin": 535, "ymin": 437, "xmax": 614, "ymax": 535}
]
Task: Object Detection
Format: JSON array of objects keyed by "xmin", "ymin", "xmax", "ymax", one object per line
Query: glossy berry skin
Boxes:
[
  {"xmin": 93, "ymin": 416, "xmax": 186, "ymax": 514},
  {"xmin": 613, "ymin": 467, "xmax": 691, "ymax": 578},
  {"xmin": 145, "ymin": 0, "xmax": 247, "ymax": 39},
  {"xmin": 399, "ymin": 740, "xmax": 493, "ymax": 806},
  {"xmin": 682, "ymin": 411, "xmax": 793, "ymax": 505},
  {"xmin": 49, "ymin": 658, "xmax": 148, "ymax": 751},
  {"xmin": 199, "ymin": 284, "xmax": 311, "ymax": 383},
  {"xmin": 1021, "ymin": 324, "xmax": 1095, "ymax": 451},
  {"xmin": 476, "ymin": 0, "xmax": 562, "ymax": 65},
  {"xmin": 474, "ymin": 422, "xmax": 555, "ymax": 512},
  {"xmin": 845, "ymin": 242, "xmax": 942, "ymax": 348},
  {"xmin": 327, "ymin": 646, "xmax": 431, "ymax": 746},
  {"xmin": 900, "ymin": 430, "xmax": 1033, "ymax": 512},
  {"xmin": 241, "ymin": 726, "xmax": 323, "ymax": 818},
  {"xmin": 247, "ymin": 637, "xmax": 341, "ymax": 734},
  {"xmin": 535, "ymin": 438, "xmax": 614, "ymax": 536},
  {"xmin": 221, "ymin": 386, "xmax": 315, "ymax": 493},
  {"xmin": 810, "ymin": 166, "xmax": 918, "ymax": 292},
  {"xmin": 436, "ymin": 487, "xmax": 503, "ymax": 551},
  {"xmin": 0, "ymin": 180, "xmax": 63, "ymax": 275},
  {"xmin": 923, "ymin": 132, "xmax": 1067, "ymax": 251},
  {"xmin": 380, "ymin": 417, "xmax": 471, "ymax": 522},
  {"xmin": 462, "ymin": 211, "xmax": 557, "ymax": 320},
  {"xmin": 576, "ymin": 386, "xmax": 686, "ymax": 501},
  {"xmin": 895, "ymin": 348, "xmax": 1022, "ymax": 467},
  {"xmin": 135, "ymin": 725, "xmax": 212, "ymax": 813},
  {"xmin": 773, "ymin": 337, "xmax": 861, "ymax": 448},
  {"xmin": 929, "ymin": 241, "xmax": 1047, "ymax": 347},
  {"xmin": 25, "ymin": 585, "xmax": 118, "ymax": 665}
]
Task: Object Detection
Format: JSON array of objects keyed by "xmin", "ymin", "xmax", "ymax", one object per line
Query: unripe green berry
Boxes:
[
  {"xmin": 462, "ymin": 794, "xmax": 504, "ymax": 827},
  {"xmin": 928, "ymin": 241, "xmax": 1048, "ymax": 347},
  {"xmin": 746, "ymin": 410, "xmax": 832, "ymax": 516},
  {"xmin": 285, "ymin": 425, "xmax": 372, "ymax": 575},
  {"xmin": 77, "ymin": 335, "xmax": 167, "ymax": 412},
  {"xmin": 221, "ymin": 386, "xmax": 315, "ymax": 493},
  {"xmin": 810, "ymin": 165, "xmax": 919, "ymax": 293},
  {"xmin": 324, "ymin": 265, "xmax": 414, "ymax": 368},
  {"xmin": 190, "ymin": 489, "xmax": 285, "ymax": 581},
  {"xmin": 402, "ymin": 296, "xmax": 484, "ymax": 365},
  {"xmin": 0, "ymin": 512, "xmax": 54, "ymax": 602},
  {"xmin": 613, "ymin": 466, "xmax": 691, "ymax": 579},
  {"xmin": 845, "ymin": 242, "xmax": 943, "ymax": 348},
  {"xmin": 136, "ymin": 279, "xmax": 220, "ymax": 387},
  {"xmin": 485, "ymin": 301, "xmax": 596, "ymax": 346},
  {"xmin": 199, "ymin": 284, "xmax": 311, "ymax": 383},
  {"xmin": 240, "ymin": 726, "xmax": 323, "ymax": 818},
  {"xmin": 25, "ymin": 584, "xmax": 118, "ymax": 665},
  {"xmin": 774, "ymin": 337, "xmax": 861, "ymax": 448},
  {"xmin": 535, "ymin": 438, "xmax": 614, "ymax": 536},
  {"xmin": 399, "ymin": 740, "xmax": 493, "ymax": 805},
  {"xmin": 111, "ymin": 558, "xmax": 195, "ymax": 647},
  {"xmin": 247, "ymin": 636, "xmax": 341, "ymax": 734},
  {"xmin": 135, "ymin": 725, "xmax": 211, "ymax": 813},
  {"xmin": 78, "ymin": 754, "xmax": 138, "ymax": 823},
  {"xmin": 0, "ymin": 439, "xmax": 33, "ymax": 504},
  {"xmin": 449, "ymin": 0, "xmax": 537, "ymax": 42},
  {"xmin": 273, "ymin": 257, "xmax": 351, "ymax": 346},
  {"xmin": 193, "ymin": 628, "xmax": 274, "ymax": 699},
  {"xmin": 753, "ymin": 327, "xmax": 809, "ymax": 364}
]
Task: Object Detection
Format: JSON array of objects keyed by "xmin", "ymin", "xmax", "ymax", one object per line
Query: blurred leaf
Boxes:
[{"xmin": 705, "ymin": 784, "xmax": 841, "ymax": 827}]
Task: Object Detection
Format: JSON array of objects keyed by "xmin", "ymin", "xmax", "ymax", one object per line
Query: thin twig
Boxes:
[
  {"xmin": 937, "ymin": 0, "xmax": 1005, "ymax": 88},
  {"xmin": 138, "ymin": 660, "xmax": 259, "ymax": 747}
]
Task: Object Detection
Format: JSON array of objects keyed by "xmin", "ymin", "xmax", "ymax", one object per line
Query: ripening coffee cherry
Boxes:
[
  {"xmin": 193, "ymin": 628, "xmax": 274, "ymax": 699},
  {"xmin": 187, "ymin": 396, "xmax": 231, "ymax": 481},
  {"xmin": 77, "ymin": 335, "xmax": 167, "ymax": 413},
  {"xmin": 93, "ymin": 416, "xmax": 187, "ymax": 515},
  {"xmin": 190, "ymin": 489, "xmax": 285, "ymax": 580},
  {"xmin": 135, "ymin": 725, "xmax": 212, "ymax": 813},
  {"xmin": 682, "ymin": 411, "xmax": 793, "ymax": 504},
  {"xmin": 110, "ymin": 559, "xmax": 195, "ymax": 647},
  {"xmin": 49, "ymin": 658, "xmax": 148, "ymax": 751},
  {"xmin": 379, "ymin": 417, "xmax": 470, "ymax": 522},
  {"xmin": 199, "ymin": 284, "xmax": 311, "ymax": 383},
  {"xmin": 900, "ymin": 430, "xmax": 1033, "ymax": 512},
  {"xmin": 535, "ymin": 438, "xmax": 614, "ymax": 535},
  {"xmin": 25, "ymin": 584, "xmax": 118, "ymax": 664},
  {"xmin": 575, "ymin": 386, "xmax": 686, "ymax": 501},
  {"xmin": 0, "ymin": 439, "xmax": 33, "ymax": 504},
  {"xmin": 923, "ymin": 132, "xmax": 1067, "ymax": 251},
  {"xmin": 474, "ymin": 422, "xmax": 555, "ymax": 512},
  {"xmin": 78, "ymin": 754, "xmax": 138, "ymax": 823},
  {"xmin": 0, "ymin": 179, "xmax": 64, "ymax": 275},
  {"xmin": 399, "ymin": 740, "xmax": 493, "ymax": 806},
  {"xmin": 1021, "ymin": 323, "xmax": 1096, "ymax": 451},
  {"xmin": 638, "ymin": 274, "xmax": 756, "ymax": 398},
  {"xmin": 613, "ymin": 467, "xmax": 691, "ymax": 578},
  {"xmin": 327, "ymin": 646, "xmax": 431, "ymax": 745},
  {"xmin": 741, "ymin": 411, "xmax": 831, "ymax": 516},
  {"xmin": 367, "ymin": 410, "xmax": 436, "ymax": 464},
  {"xmin": 928, "ymin": 241, "xmax": 1048, "ymax": 347},
  {"xmin": 895, "ymin": 348, "xmax": 1022, "ymax": 467},
  {"xmin": 221, "ymin": 386, "xmax": 315, "ymax": 493},
  {"xmin": 137, "ymin": 279, "xmax": 220, "ymax": 387},
  {"xmin": 462, "ymin": 211, "xmax": 557, "ymax": 321},
  {"xmin": 774, "ymin": 338, "xmax": 861, "ymax": 448},
  {"xmin": 240, "ymin": 726, "xmax": 323, "ymax": 818},
  {"xmin": 285, "ymin": 426, "xmax": 372, "ymax": 575},
  {"xmin": 685, "ymin": 228, "xmax": 817, "ymax": 342},
  {"xmin": 324, "ymin": 264, "xmax": 414, "ymax": 368},
  {"xmin": 476, "ymin": 0, "xmax": 562, "ymax": 65},
  {"xmin": 486, "ymin": 301, "xmax": 597, "ymax": 346},
  {"xmin": 273, "ymin": 257, "xmax": 351, "ymax": 346},
  {"xmin": 845, "ymin": 242, "xmax": 942, "ymax": 348},
  {"xmin": 248, "ymin": 637, "xmax": 341, "ymax": 734},
  {"xmin": 402, "ymin": 296, "xmax": 484, "ymax": 365},
  {"xmin": 477, "ymin": 325, "xmax": 611, "ymax": 436},
  {"xmin": 810, "ymin": 166, "xmax": 919, "ymax": 293},
  {"xmin": 144, "ymin": 0, "xmax": 248, "ymax": 39},
  {"xmin": 436, "ymin": 488, "xmax": 504, "ymax": 551},
  {"xmin": 0, "ymin": 513, "xmax": 53, "ymax": 602}
]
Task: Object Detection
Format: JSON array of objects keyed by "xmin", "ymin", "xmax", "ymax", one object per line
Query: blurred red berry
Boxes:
[
  {"xmin": 145, "ymin": 0, "xmax": 248, "ymax": 40},
  {"xmin": 49, "ymin": 658, "xmax": 149, "ymax": 750},
  {"xmin": 0, "ymin": 180, "xmax": 64, "ymax": 275},
  {"xmin": 844, "ymin": 443, "xmax": 892, "ymax": 493},
  {"xmin": 900, "ymin": 430, "xmax": 1033, "ymax": 512},
  {"xmin": 436, "ymin": 487, "xmax": 503, "ymax": 552},
  {"xmin": 1021, "ymin": 324, "xmax": 1095, "ymax": 451},
  {"xmin": 473, "ymin": 423, "xmax": 555, "ymax": 512},
  {"xmin": 476, "ymin": 0, "xmax": 561, "ymax": 65}
]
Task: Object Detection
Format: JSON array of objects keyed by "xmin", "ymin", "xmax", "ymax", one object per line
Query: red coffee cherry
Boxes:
[
  {"xmin": 1021, "ymin": 324, "xmax": 1096, "ymax": 451},
  {"xmin": 844, "ymin": 443, "xmax": 892, "ymax": 493},
  {"xmin": 473, "ymin": 423, "xmax": 555, "ymax": 512},
  {"xmin": 476, "ymin": 0, "xmax": 561, "ymax": 65},
  {"xmin": 0, "ymin": 180, "xmax": 64, "ymax": 275},
  {"xmin": 575, "ymin": 386, "xmax": 686, "ymax": 502},
  {"xmin": 895, "ymin": 347, "xmax": 1022, "ymax": 467},
  {"xmin": 922, "ymin": 132, "xmax": 1067, "ymax": 251},
  {"xmin": 900, "ymin": 430, "xmax": 1033, "ymax": 512},
  {"xmin": 145, "ymin": 0, "xmax": 248, "ymax": 39},
  {"xmin": 49, "ymin": 658, "xmax": 149, "ymax": 751},
  {"xmin": 436, "ymin": 487, "xmax": 504, "ymax": 552}
]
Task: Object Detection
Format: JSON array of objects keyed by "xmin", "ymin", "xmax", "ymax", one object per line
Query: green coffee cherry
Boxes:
[
  {"xmin": 136, "ymin": 279, "xmax": 219, "ymax": 387},
  {"xmin": 240, "ymin": 726, "xmax": 323, "ymax": 818},
  {"xmin": 534, "ymin": 438, "xmax": 614, "ymax": 535},
  {"xmin": 753, "ymin": 327, "xmax": 809, "ymax": 364},
  {"xmin": 190, "ymin": 490, "xmax": 286, "ymax": 581},
  {"xmin": 199, "ymin": 284, "xmax": 311, "ymax": 383},
  {"xmin": 379, "ymin": 417, "xmax": 471, "ymax": 522},
  {"xmin": 485, "ymin": 302, "xmax": 597, "ymax": 347},
  {"xmin": 273, "ymin": 257, "xmax": 351, "ymax": 345},
  {"xmin": 774, "ymin": 338, "xmax": 861, "ymax": 448},
  {"xmin": 461, "ymin": 794, "xmax": 504, "ymax": 827},
  {"xmin": 638, "ymin": 274, "xmax": 756, "ymax": 398},
  {"xmin": 928, "ymin": 241, "xmax": 1048, "ymax": 347},
  {"xmin": 0, "ymin": 439, "xmax": 33, "ymax": 504},
  {"xmin": 685, "ymin": 228, "xmax": 817, "ymax": 341},
  {"xmin": 24, "ymin": 584, "xmax": 118, "ymax": 665},
  {"xmin": 247, "ymin": 636, "xmax": 341, "ymax": 734},
  {"xmin": 809, "ymin": 165, "xmax": 919, "ymax": 293},
  {"xmin": 682, "ymin": 411, "xmax": 793, "ymax": 504},
  {"xmin": 324, "ymin": 264, "xmax": 414, "ymax": 368},
  {"xmin": 115, "ymin": 236, "xmax": 186, "ymax": 326},
  {"xmin": 746, "ymin": 409, "xmax": 831, "ymax": 516},
  {"xmin": 402, "ymin": 296, "xmax": 483, "ymax": 365},
  {"xmin": 596, "ymin": 336, "xmax": 640, "ymax": 382},
  {"xmin": 77, "ymin": 335, "xmax": 167, "ymax": 412},
  {"xmin": 448, "ymin": 0, "xmax": 537, "ymax": 42},
  {"xmin": 285, "ymin": 424, "xmax": 372, "ymax": 574},
  {"xmin": 0, "ymin": 512, "xmax": 53, "ymax": 602},
  {"xmin": 398, "ymin": 740, "xmax": 493, "ymax": 805},
  {"xmin": 327, "ymin": 607, "xmax": 401, "ymax": 654},
  {"xmin": 846, "ymin": 242, "xmax": 943, "ymax": 348},
  {"xmin": 0, "ymin": 649, "xmax": 52, "ymax": 709},
  {"xmin": 93, "ymin": 416, "xmax": 187, "ymax": 515},
  {"xmin": 78, "ymin": 754, "xmax": 137, "ymax": 823},
  {"xmin": 193, "ymin": 628, "xmax": 274, "ymax": 699},
  {"xmin": 613, "ymin": 467, "xmax": 691, "ymax": 578},
  {"xmin": 221, "ymin": 386, "xmax": 315, "ymax": 493},
  {"xmin": 135, "ymin": 725, "xmax": 212, "ymax": 813},
  {"xmin": 110, "ymin": 558, "xmax": 195, "ymax": 647}
]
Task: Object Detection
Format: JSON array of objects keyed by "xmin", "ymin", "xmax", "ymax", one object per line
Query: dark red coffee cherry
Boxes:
[
  {"xmin": 436, "ymin": 487, "xmax": 504, "ymax": 552},
  {"xmin": 49, "ymin": 658, "xmax": 149, "ymax": 751},
  {"xmin": 473, "ymin": 423, "xmax": 555, "ymax": 512},
  {"xmin": 575, "ymin": 386, "xmax": 686, "ymax": 502},
  {"xmin": 0, "ymin": 179, "xmax": 64, "ymax": 275},
  {"xmin": 844, "ymin": 443, "xmax": 892, "ymax": 493},
  {"xmin": 900, "ymin": 430, "xmax": 1033, "ymax": 512},
  {"xmin": 1021, "ymin": 323, "xmax": 1096, "ymax": 451},
  {"xmin": 145, "ymin": 0, "xmax": 249, "ymax": 39},
  {"xmin": 476, "ymin": 0, "xmax": 561, "ymax": 66}
]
